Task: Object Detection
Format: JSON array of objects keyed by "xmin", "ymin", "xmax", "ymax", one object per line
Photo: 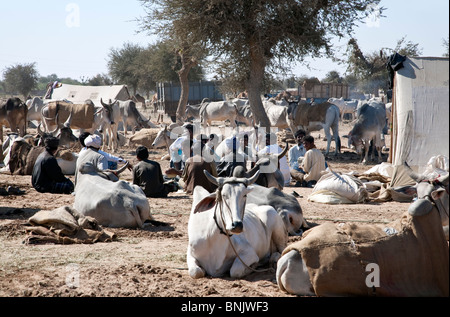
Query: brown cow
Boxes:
[
  {"xmin": 288, "ymin": 101, "xmax": 341, "ymax": 156},
  {"xmin": 0, "ymin": 98, "xmax": 28, "ymax": 137},
  {"xmin": 40, "ymin": 99, "xmax": 114, "ymax": 135}
]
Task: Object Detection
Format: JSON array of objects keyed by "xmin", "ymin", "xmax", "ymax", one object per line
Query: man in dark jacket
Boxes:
[
  {"xmin": 132, "ymin": 146, "xmax": 178, "ymax": 198},
  {"xmin": 31, "ymin": 137, "xmax": 74, "ymax": 194}
]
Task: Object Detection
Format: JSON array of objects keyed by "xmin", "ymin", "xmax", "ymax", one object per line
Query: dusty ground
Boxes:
[{"xmin": 0, "ymin": 119, "xmax": 410, "ymax": 301}]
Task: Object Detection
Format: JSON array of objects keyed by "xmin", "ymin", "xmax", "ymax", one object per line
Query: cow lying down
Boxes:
[
  {"xmin": 74, "ymin": 162, "xmax": 154, "ymax": 228},
  {"xmin": 232, "ymin": 165, "xmax": 308, "ymax": 236},
  {"xmin": 276, "ymin": 197, "xmax": 449, "ymax": 296},
  {"xmin": 187, "ymin": 170, "xmax": 288, "ymax": 279}
]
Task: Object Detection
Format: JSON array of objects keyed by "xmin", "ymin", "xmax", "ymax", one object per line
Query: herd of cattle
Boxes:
[{"xmin": 1, "ymin": 94, "xmax": 448, "ymax": 296}]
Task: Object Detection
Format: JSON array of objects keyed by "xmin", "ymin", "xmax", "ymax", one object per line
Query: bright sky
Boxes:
[{"xmin": 0, "ymin": 0, "xmax": 448, "ymax": 83}]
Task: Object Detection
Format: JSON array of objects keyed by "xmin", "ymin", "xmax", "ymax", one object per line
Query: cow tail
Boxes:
[{"xmin": 337, "ymin": 136, "xmax": 341, "ymax": 153}]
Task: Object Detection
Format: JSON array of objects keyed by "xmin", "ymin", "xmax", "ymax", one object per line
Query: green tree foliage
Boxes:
[
  {"xmin": 108, "ymin": 42, "xmax": 143, "ymax": 95},
  {"xmin": 2, "ymin": 63, "xmax": 39, "ymax": 99},
  {"xmin": 323, "ymin": 71, "xmax": 344, "ymax": 83},
  {"xmin": 139, "ymin": 0, "xmax": 382, "ymax": 127},
  {"xmin": 346, "ymin": 36, "xmax": 423, "ymax": 95},
  {"xmin": 37, "ymin": 74, "xmax": 82, "ymax": 91},
  {"xmin": 107, "ymin": 40, "xmax": 204, "ymax": 101},
  {"xmin": 85, "ymin": 74, "xmax": 113, "ymax": 86}
]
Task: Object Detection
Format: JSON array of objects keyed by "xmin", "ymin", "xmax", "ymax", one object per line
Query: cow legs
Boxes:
[
  {"xmin": 229, "ymin": 244, "xmax": 259, "ymax": 278},
  {"xmin": 331, "ymin": 124, "xmax": 340, "ymax": 156},
  {"xmin": 362, "ymin": 142, "xmax": 370, "ymax": 164},
  {"xmin": 187, "ymin": 245, "xmax": 206, "ymax": 279},
  {"xmin": 276, "ymin": 250, "xmax": 314, "ymax": 296},
  {"xmin": 323, "ymin": 127, "xmax": 332, "ymax": 156}
]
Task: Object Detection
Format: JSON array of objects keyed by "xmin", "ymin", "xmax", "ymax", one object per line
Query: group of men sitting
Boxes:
[{"xmin": 31, "ymin": 124, "xmax": 327, "ymax": 198}]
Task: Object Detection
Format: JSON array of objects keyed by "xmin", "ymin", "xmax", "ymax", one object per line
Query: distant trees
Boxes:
[
  {"xmin": 2, "ymin": 63, "xmax": 39, "ymax": 99},
  {"xmin": 107, "ymin": 43, "xmax": 143, "ymax": 95},
  {"xmin": 106, "ymin": 41, "xmax": 204, "ymax": 102},
  {"xmin": 443, "ymin": 37, "xmax": 449, "ymax": 57}
]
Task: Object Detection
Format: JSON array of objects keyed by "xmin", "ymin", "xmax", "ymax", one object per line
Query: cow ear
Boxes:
[
  {"xmin": 431, "ymin": 187, "xmax": 446, "ymax": 201},
  {"xmin": 193, "ymin": 194, "xmax": 216, "ymax": 214}
]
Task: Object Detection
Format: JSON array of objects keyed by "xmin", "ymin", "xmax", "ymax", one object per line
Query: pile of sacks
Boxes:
[{"xmin": 24, "ymin": 206, "xmax": 116, "ymax": 245}]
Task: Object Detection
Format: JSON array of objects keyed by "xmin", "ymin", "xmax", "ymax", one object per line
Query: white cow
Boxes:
[
  {"xmin": 262, "ymin": 99, "xmax": 290, "ymax": 130},
  {"xmin": 328, "ymin": 97, "xmax": 358, "ymax": 121},
  {"xmin": 185, "ymin": 100, "xmax": 238, "ymax": 132},
  {"xmin": 187, "ymin": 170, "xmax": 288, "ymax": 279},
  {"xmin": 74, "ymin": 162, "xmax": 153, "ymax": 228},
  {"xmin": 348, "ymin": 100, "xmax": 386, "ymax": 164}
]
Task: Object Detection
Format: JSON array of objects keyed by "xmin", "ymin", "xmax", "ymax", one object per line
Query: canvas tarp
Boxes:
[
  {"xmin": 24, "ymin": 206, "xmax": 116, "ymax": 244},
  {"xmin": 48, "ymin": 84, "xmax": 131, "ymax": 108},
  {"xmin": 390, "ymin": 56, "xmax": 449, "ymax": 174},
  {"xmin": 282, "ymin": 206, "xmax": 449, "ymax": 296}
]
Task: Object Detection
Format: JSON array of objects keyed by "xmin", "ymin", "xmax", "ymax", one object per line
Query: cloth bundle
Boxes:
[{"xmin": 24, "ymin": 206, "xmax": 116, "ymax": 245}]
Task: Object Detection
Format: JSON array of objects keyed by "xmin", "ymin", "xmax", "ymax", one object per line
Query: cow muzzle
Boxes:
[{"xmin": 228, "ymin": 221, "xmax": 243, "ymax": 234}]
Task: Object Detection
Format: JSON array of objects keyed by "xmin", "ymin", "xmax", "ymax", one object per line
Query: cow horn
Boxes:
[
  {"xmin": 115, "ymin": 161, "xmax": 129, "ymax": 175},
  {"xmin": 100, "ymin": 98, "xmax": 109, "ymax": 107},
  {"xmin": 104, "ymin": 162, "xmax": 129, "ymax": 176},
  {"xmin": 204, "ymin": 169, "xmax": 224, "ymax": 187},
  {"xmin": 278, "ymin": 142, "xmax": 289, "ymax": 160},
  {"xmin": 37, "ymin": 123, "xmax": 45, "ymax": 136},
  {"xmin": 245, "ymin": 170, "xmax": 260, "ymax": 186},
  {"xmin": 403, "ymin": 162, "xmax": 426, "ymax": 183}
]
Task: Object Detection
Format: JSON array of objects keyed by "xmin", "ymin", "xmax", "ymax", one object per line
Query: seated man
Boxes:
[
  {"xmin": 75, "ymin": 134, "xmax": 109, "ymax": 186},
  {"xmin": 288, "ymin": 129, "xmax": 307, "ymax": 185},
  {"xmin": 169, "ymin": 123, "xmax": 195, "ymax": 170},
  {"xmin": 31, "ymin": 137, "xmax": 74, "ymax": 194},
  {"xmin": 258, "ymin": 132, "xmax": 291, "ymax": 186},
  {"xmin": 166, "ymin": 141, "xmax": 218, "ymax": 194},
  {"xmin": 79, "ymin": 132, "xmax": 127, "ymax": 169},
  {"xmin": 216, "ymin": 136, "xmax": 247, "ymax": 177},
  {"xmin": 132, "ymin": 146, "xmax": 178, "ymax": 198},
  {"xmin": 297, "ymin": 135, "xmax": 327, "ymax": 188}
]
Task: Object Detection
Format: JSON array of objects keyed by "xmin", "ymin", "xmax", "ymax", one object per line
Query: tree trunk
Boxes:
[
  {"xmin": 176, "ymin": 51, "xmax": 196, "ymax": 125},
  {"xmin": 246, "ymin": 46, "xmax": 271, "ymax": 128}
]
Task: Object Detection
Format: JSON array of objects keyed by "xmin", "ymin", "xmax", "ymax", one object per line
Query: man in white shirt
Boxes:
[
  {"xmin": 300, "ymin": 135, "xmax": 327, "ymax": 187},
  {"xmin": 288, "ymin": 129, "xmax": 307, "ymax": 184},
  {"xmin": 169, "ymin": 123, "xmax": 195, "ymax": 170}
]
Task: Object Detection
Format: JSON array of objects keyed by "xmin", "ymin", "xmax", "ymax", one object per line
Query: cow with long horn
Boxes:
[
  {"xmin": 246, "ymin": 141, "xmax": 289, "ymax": 190},
  {"xmin": 186, "ymin": 168, "xmax": 288, "ymax": 279}
]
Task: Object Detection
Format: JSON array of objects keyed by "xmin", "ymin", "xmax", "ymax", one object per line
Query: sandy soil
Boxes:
[{"xmin": 0, "ymin": 119, "xmax": 410, "ymax": 300}]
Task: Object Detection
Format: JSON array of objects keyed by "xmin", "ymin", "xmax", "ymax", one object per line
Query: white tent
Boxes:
[
  {"xmin": 48, "ymin": 84, "xmax": 131, "ymax": 107},
  {"xmin": 390, "ymin": 56, "xmax": 449, "ymax": 173}
]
